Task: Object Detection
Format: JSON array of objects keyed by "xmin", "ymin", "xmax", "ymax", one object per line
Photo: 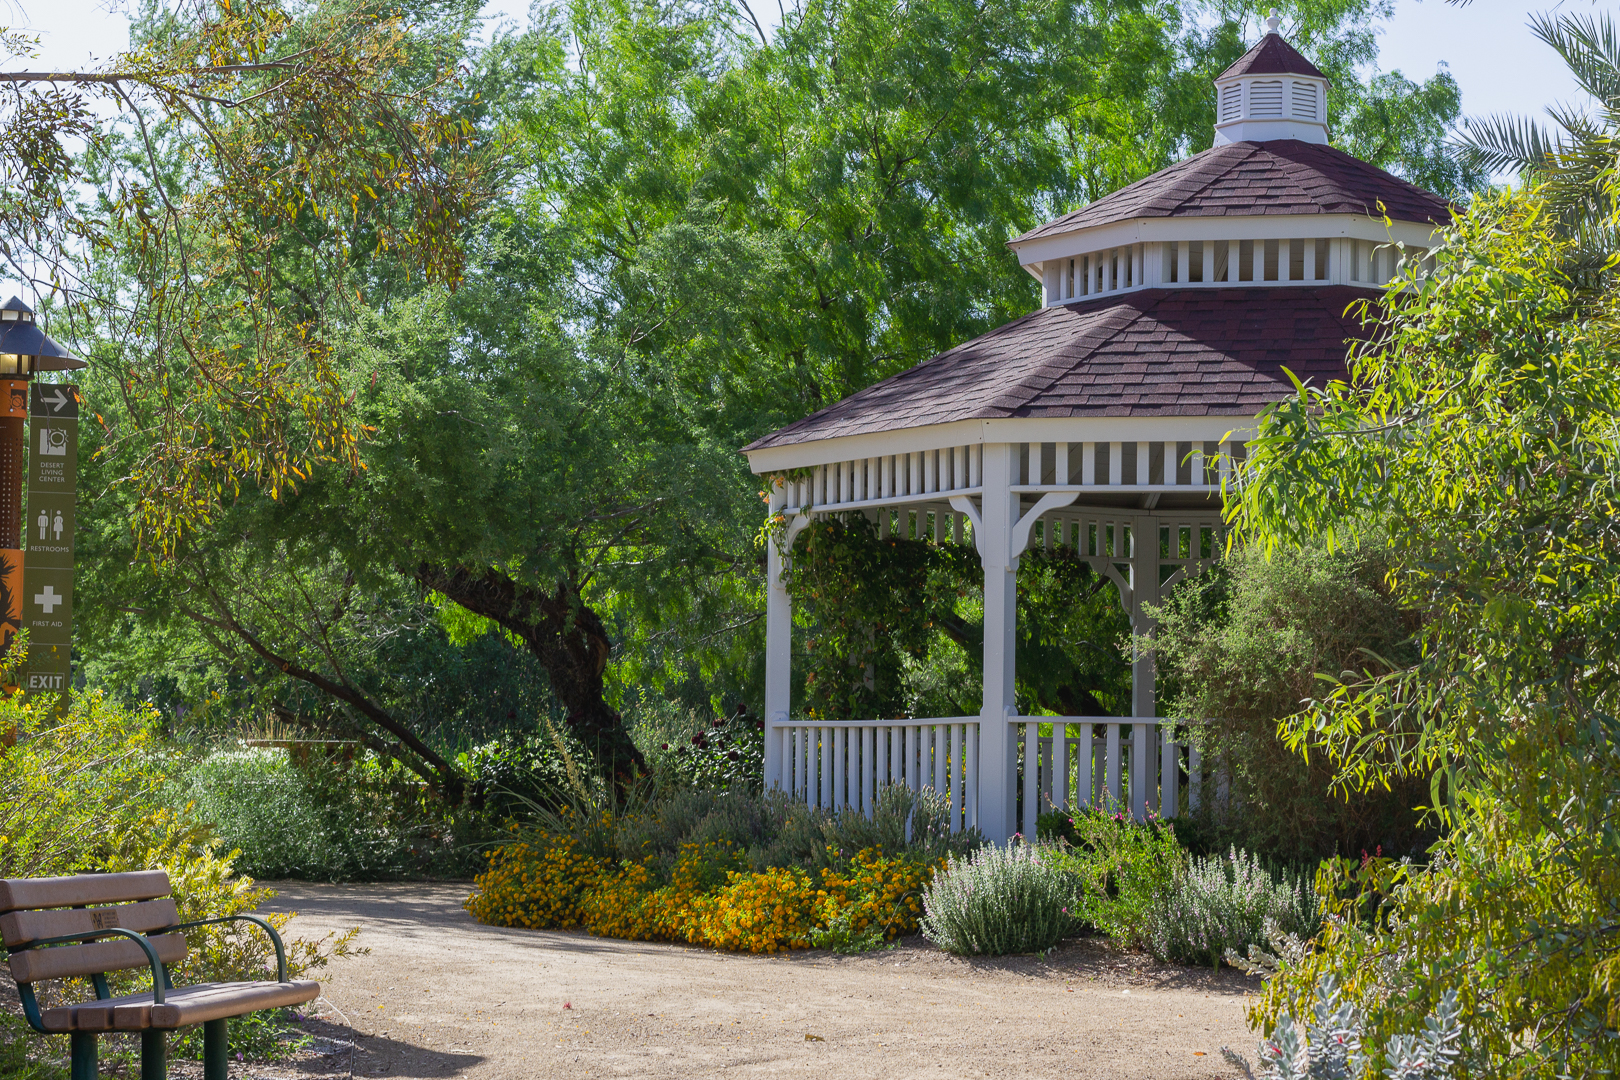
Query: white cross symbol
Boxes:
[{"xmin": 34, "ymin": 585, "xmax": 62, "ymax": 614}]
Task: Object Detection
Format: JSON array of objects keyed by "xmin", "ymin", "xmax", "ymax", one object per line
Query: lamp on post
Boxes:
[{"xmin": 0, "ymin": 297, "xmax": 83, "ymax": 672}]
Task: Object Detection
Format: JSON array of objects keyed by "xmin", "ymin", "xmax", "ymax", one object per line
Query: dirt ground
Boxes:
[{"xmin": 232, "ymin": 880, "xmax": 1262, "ymax": 1080}]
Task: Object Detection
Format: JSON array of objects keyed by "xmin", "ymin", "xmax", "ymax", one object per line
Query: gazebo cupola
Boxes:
[
  {"xmin": 1212, "ymin": 14, "xmax": 1329, "ymax": 147},
  {"xmin": 741, "ymin": 26, "xmax": 1451, "ymax": 843}
]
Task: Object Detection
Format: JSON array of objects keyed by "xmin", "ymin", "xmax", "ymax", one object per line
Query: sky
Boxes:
[{"xmin": 0, "ymin": 0, "xmax": 1595, "ymax": 126}]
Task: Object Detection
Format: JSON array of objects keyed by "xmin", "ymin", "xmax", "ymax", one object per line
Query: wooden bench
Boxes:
[{"xmin": 1, "ymin": 870, "xmax": 320, "ymax": 1080}]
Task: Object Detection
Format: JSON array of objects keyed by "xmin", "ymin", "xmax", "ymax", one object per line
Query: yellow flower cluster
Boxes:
[
  {"xmin": 464, "ymin": 837, "xmax": 940, "ymax": 954},
  {"xmin": 463, "ymin": 835, "xmax": 603, "ymax": 929},
  {"xmin": 820, "ymin": 847, "xmax": 936, "ymax": 939}
]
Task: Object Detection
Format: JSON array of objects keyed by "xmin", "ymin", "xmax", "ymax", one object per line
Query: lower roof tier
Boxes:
[{"xmin": 744, "ymin": 285, "xmax": 1379, "ymax": 456}]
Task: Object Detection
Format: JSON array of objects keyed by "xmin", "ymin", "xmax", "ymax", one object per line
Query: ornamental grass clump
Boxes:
[
  {"xmin": 919, "ymin": 841, "xmax": 1079, "ymax": 955},
  {"xmin": 1145, "ymin": 846, "xmax": 1318, "ymax": 968}
]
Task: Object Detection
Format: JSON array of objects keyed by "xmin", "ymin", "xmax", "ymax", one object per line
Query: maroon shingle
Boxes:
[
  {"xmin": 1217, "ymin": 34, "xmax": 1327, "ymax": 81},
  {"xmin": 742, "ymin": 287, "xmax": 1377, "ymax": 452},
  {"xmin": 1011, "ymin": 142, "xmax": 1451, "ymax": 243}
]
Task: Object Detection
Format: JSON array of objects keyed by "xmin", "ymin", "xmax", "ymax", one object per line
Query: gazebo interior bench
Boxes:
[{"xmin": 1, "ymin": 869, "xmax": 319, "ymax": 1080}]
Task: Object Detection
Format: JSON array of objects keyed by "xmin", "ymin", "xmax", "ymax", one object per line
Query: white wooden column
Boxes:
[
  {"xmin": 764, "ymin": 484, "xmax": 793, "ymax": 790},
  {"xmin": 1130, "ymin": 514, "xmax": 1160, "ymax": 720},
  {"xmin": 979, "ymin": 443, "xmax": 1019, "ymax": 843}
]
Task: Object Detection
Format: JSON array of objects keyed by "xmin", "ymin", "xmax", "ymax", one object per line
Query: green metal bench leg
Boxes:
[
  {"xmin": 202, "ymin": 1018, "xmax": 228, "ymax": 1080},
  {"xmin": 69, "ymin": 1031, "xmax": 97, "ymax": 1080},
  {"xmin": 141, "ymin": 1029, "xmax": 167, "ymax": 1080}
]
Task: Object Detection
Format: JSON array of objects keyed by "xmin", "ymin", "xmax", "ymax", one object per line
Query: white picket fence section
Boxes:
[
  {"xmin": 776, "ymin": 716, "xmax": 1205, "ymax": 836},
  {"xmin": 1013, "ymin": 718, "xmax": 1203, "ymax": 837},
  {"xmin": 780, "ymin": 718, "xmax": 981, "ymax": 832}
]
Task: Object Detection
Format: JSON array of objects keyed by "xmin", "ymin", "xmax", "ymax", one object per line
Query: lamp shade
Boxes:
[{"xmin": 0, "ymin": 296, "xmax": 86, "ymax": 372}]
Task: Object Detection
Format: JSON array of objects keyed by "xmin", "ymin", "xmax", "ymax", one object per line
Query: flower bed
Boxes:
[{"xmin": 466, "ymin": 836, "xmax": 937, "ymax": 953}]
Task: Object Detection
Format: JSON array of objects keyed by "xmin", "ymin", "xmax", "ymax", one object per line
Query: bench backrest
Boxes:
[{"xmin": 0, "ymin": 871, "xmax": 188, "ymax": 984}]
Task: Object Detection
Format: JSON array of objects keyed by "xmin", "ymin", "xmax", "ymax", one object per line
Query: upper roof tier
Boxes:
[
  {"xmin": 742, "ymin": 286, "xmax": 1372, "ymax": 455},
  {"xmin": 1216, "ymin": 29, "xmax": 1327, "ymax": 80},
  {"xmin": 1013, "ymin": 140, "xmax": 1451, "ymax": 246}
]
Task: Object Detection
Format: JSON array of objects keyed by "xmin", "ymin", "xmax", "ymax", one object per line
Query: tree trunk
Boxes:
[{"xmin": 414, "ymin": 564, "xmax": 645, "ymax": 787}]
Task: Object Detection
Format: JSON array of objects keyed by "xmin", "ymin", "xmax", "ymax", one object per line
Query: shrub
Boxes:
[
  {"xmin": 1050, "ymin": 806, "xmax": 1186, "ymax": 947},
  {"xmin": 627, "ymin": 699, "xmax": 764, "ymax": 793},
  {"xmin": 1149, "ymin": 540, "xmax": 1433, "ymax": 863},
  {"xmin": 163, "ymin": 745, "xmax": 481, "ymax": 881},
  {"xmin": 1244, "ymin": 974, "xmax": 1461, "ymax": 1080},
  {"xmin": 1144, "ymin": 847, "xmax": 1318, "ymax": 968},
  {"xmin": 919, "ymin": 842, "xmax": 1080, "ymax": 956}
]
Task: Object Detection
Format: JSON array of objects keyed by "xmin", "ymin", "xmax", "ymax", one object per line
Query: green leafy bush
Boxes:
[
  {"xmin": 1149, "ymin": 540, "xmax": 1432, "ymax": 863},
  {"xmin": 919, "ymin": 841, "xmax": 1080, "ymax": 955},
  {"xmin": 163, "ymin": 745, "xmax": 482, "ymax": 881},
  {"xmin": 627, "ymin": 701, "xmax": 764, "ymax": 793},
  {"xmin": 1049, "ymin": 807, "xmax": 1185, "ymax": 947},
  {"xmin": 1144, "ymin": 847, "xmax": 1318, "ymax": 969}
]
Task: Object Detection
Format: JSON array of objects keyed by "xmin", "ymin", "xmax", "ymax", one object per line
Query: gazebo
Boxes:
[{"xmin": 741, "ymin": 21, "xmax": 1450, "ymax": 843}]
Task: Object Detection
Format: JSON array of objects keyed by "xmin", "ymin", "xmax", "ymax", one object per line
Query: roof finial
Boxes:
[{"xmin": 1265, "ymin": 10, "xmax": 1282, "ymax": 33}]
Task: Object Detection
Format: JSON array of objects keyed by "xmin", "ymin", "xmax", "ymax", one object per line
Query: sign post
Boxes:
[{"xmin": 22, "ymin": 383, "xmax": 77, "ymax": 695}]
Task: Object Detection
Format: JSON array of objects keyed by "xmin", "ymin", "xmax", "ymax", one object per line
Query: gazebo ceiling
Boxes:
[{"xmin": 742, "ymin": 285, "xmax": 1375, "ymax": 453}]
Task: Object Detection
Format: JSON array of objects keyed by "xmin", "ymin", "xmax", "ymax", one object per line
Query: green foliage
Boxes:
[
  {"xmin": 0, "ymin": 691, "xmax": 163, "ymax": 879},
  {"xmin": 533, "ymin": 782, "xmax": 979, "ymax": 885},
  {"xmin": 1150, "ymin": 539, "xmax": 1432, "ymax": 862},
  {"xmin": 1143, "ymin": 848, "xmax": 1318, "ymax": 969},
  {"xmin": 627, "ymin": 699, "xmax": 765, "ymax": 793},
  {"xmin": 783, "ymin": 515, "xmax": 1131, "ymax": 721},
  {"xmin": 162, "ymin": 746, "xmax": 485, "ymax": 881},
  {"xmin": 1048, "ymin": 807, "xmax": 1186, "ymax": 948},
  {"xmin": 1229, "ymin": 190, "xmax": 1620, "ymax": 1075},
  {"xmin": 783, "ymin": 515, "xmax": 976, "ymax": 720},
  {"xmin": 810, "ymin": 909, "xmax": 891, "ymax": 954},
  {"xmin": 919, "ymin": 841, "xmax": 1081, "ymax": 956}
]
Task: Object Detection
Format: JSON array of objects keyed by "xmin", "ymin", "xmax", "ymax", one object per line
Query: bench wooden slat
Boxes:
[
  {"xmin": 0, "ymin": 898, "xmax": 180, "ymax": 948},
  {"xmin": 7, "ymin": 932, "xmax": 187, "ymax": 984},
  {"xmin": 147, "ymin": 980, "xmax": 320, "ymax": 1030},
  {"xmin": 44, "ymin": 980, "xmax": 319, "ymax": 1032},
  {"xmin": 0, "ymin": 871, "xmax": 170, "ymax": 913}
]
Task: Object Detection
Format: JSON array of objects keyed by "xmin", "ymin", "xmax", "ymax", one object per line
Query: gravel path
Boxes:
[{"xmin": 256, "ymin": 880, "xmax": 1259, "ymax": 1080}]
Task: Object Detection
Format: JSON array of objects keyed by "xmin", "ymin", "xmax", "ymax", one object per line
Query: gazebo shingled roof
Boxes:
[
  {"xmin": 1011, "ymin": 141, "xmax": 1451, "ymax": 244},
  {"xmin": 742, "ymin": 286, "xmax": 1372, "ymax": 451}
]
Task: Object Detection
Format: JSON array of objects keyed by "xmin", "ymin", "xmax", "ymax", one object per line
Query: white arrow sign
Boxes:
[{"xmin": 41, "ymin": 387, "xmax": 67, "ymax": 412}]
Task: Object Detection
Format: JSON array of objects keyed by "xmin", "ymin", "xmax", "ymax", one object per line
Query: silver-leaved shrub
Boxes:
[{"xmin": 919, "ymin": 841, "xmax": 1079, "ymax": 955}]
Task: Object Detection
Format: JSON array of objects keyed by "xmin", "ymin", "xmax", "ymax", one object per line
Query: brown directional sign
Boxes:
[{"xmin": 23, "ymin": 383, "xmax": 77, "ymax": 696}]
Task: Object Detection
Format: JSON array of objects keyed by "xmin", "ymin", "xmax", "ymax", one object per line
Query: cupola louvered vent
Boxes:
[
  {"xmin": 1289, "ymin": 80, "xmax": 1318, "ymax": 120},
  {"xmin": 1248, "ymin": 81, "xmax": 1284, "ymax": 118},
  {"xmin": 1219, "ymin": 83, "xmax": 1242, "ymax": 121}
]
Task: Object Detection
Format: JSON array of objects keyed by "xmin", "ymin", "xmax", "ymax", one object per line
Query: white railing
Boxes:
[
  {"xmin": 1013, "ymin": 718, "xmax": 1203, "ymax": 837},
  {"xmin": 775, "ymin": 715, "xmax": 1208, "ymax": 836},
  {"xmin": 778, "ymin": 718, "xmax": 980, "ymax": 833}
]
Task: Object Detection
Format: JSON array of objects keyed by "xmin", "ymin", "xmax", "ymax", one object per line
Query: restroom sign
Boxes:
[{"xmin": 22, "ymin": 383, "xmax": 77, "ymax": 698}]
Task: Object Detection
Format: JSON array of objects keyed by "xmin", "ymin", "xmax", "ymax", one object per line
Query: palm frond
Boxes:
[
  {"xmin": 1530, "ymin": 12, "xmax": 1620, "ymax": 111},
  {"xmin": 1457, "ymin": 112, "xmax": 1566, "ymax": 175}
]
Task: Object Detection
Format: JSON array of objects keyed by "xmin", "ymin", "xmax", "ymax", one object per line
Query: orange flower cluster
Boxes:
[{"xmin": 465, "ymin": 837, "xmax": 939, "ymax": 954}]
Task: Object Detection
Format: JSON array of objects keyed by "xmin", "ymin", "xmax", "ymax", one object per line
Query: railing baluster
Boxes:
[
  {"xmin": 1022, "ymin": 721, "xmax": 1038, "ymax": 838},
  {"xmin": 1106, "ymin": 722, "xmax": 1121, "ymax": 806},
  {"xmin": 1053, "ymin": 721, "xmax": 1068, "ymax": 811},
  {"xmin": 950, "ymin": 722, "xmax": 963, "ymax": 833},
  {"xmin": 1161, "ymin": 725, "xmax": 1178, "ymax": 817},
  {"xmin": 1078, "ymin": 723, "xmax": 1093, "ymax": 807},
  {"xmin": 1132, "ymin": 721, "xmax": 1149, "ymax": 820}
]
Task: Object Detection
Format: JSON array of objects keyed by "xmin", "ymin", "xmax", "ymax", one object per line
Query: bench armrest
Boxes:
[
  {"xmin": 166, "ymin": 914, "xmax": 288, "ymax": 983},
  {"xmin": 6, "ymin": 927, "xmax": 167, "ymax": 1033}
]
